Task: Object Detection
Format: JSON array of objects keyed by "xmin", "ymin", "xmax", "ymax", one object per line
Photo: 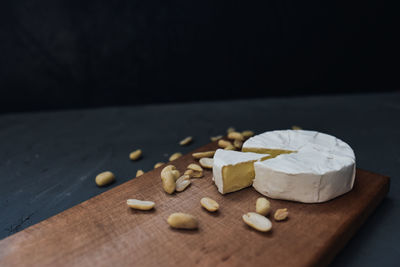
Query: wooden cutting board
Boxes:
[{"xmin": 0, "ymin": 141, "xmax": 390, "ymax": 267}]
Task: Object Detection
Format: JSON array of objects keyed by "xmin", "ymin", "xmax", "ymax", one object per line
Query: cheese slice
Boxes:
[
  {"xmin": 243, "ymin": 130, "xmax": 356, "ymax": 203},
  {"xmin": 212, "ymin": 149, "xmax": 270, "ymax": 194}
]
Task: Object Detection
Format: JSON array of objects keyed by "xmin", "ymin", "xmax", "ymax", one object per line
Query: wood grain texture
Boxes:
[{"xmin": 0, "ymin": 141, "xmax": 390, "ymax": 267}]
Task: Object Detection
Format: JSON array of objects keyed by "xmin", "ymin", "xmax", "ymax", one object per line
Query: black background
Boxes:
[{"xmin": 0, "ymin": 0, "xmax": 399, "ymax": 114}]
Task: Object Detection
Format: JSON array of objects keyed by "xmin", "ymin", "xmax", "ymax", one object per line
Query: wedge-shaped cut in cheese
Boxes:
[
  {"xmin": 213, "ymin": 149, "xmax": 270, "ymax": 194},
  {"xmin": 241, "ymin": 147, "xmax": 294, "ymax": 158},
  {"xmin": 243, "ymin": 130, "xmax": 356, "ymax": 203}
]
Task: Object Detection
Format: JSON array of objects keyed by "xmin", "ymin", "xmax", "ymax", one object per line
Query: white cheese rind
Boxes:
[
  {"xmin": 243, "ymin": 130, "xmax": 355, "ymax": 159},
  {"xmin": 245, "ymin": 130, "xmax": 356, "ymax": 203},
  {"xmin": 253, "ymin": 155, "xmax": 356, "ymax": 203},
  {"xmin": 213, "ymin": 149, "xmax": 268, "ymax": 194}
]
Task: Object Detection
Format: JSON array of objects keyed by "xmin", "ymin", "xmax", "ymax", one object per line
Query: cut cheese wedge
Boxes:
[
  {"xmin": 212, "ymin": 130, "xmax": 356, "ymax": 203},
  {"xmin": 212, "ymin": 149, "xmax": 270, "ymax": 194}
]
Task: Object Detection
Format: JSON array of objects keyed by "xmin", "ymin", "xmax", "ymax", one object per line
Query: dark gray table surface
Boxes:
[{"xmin": 1, "ymin": 92, "xmax": 399, "ymax": 266}]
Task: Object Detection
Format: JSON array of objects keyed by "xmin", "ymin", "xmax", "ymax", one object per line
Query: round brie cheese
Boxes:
[{"xmin": 243, "ymin": 130, "xmax": 356, "ymax": 203}]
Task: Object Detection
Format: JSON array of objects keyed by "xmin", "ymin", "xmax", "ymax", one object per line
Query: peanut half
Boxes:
[
  {"xmin": 227, "ymin": 127, "xmax": 235, "ymax": 133},
  {"xmin": 199, "ymin": 158, "xmax": 213, "ymax": 169},
  {"xmin": 129, "ymin": 149, "xmax": 142, "ymax": 161},
  {"xmin": 233, "ymin": 139, "xmax": 243, "ymax": 149},
  {"xmin": 200, "ymin": 197, "xmax": 219, "ymax": 212},
  {"xmin": 192, "ymin": 151, "xmax": 216, "ymax": 159},
  {"xmin": 242, "ymin": 212, "xmax": 272, "ymax": 232},
  {"xmin": 170, "ymin": 170, "xmax": 181, "ymax": 180},
  {"xmin": 179, "ymin": 136, "xmax": 193, "ymax": 146},
  {"xmin": 176, "ymin": 179, "xmax": 191, "ymax": 192},
  {"xmin": 95, "ymin": 171, "xmax": 115, "ymax": 186},
  {"xmin": 161, "ymin": 165, "xmax": 181, "ymax": 182},
  {"xmin": 187, "ymin": 163, "xmax": 203, "ymax": 178},
  {"xmin": 154, "ymin": 162, "xmax": 165, "ymax": 169},
  {"xmin": 161, "ymin": 171, "xmax": 176, "ymax": 194},
  {"xmin": 210, "ymin": 135, "xmax": 223, "ymax": 142},
  {"xmin": 161, "ymin": 165, "xmax": 177, "ymax": 178},
  {"xmin": 292, "ymin": 125, "xmax": 302, "ymax": 130},
  {"xmin": 187, "ymin": 163, "xmax": 203, "ymax": 172},
  {"xmin": 242, "ymin": 130, "xmax": 254, "ymax": 139},
  {"xmin": 191, "ymin": 171, "xmax": 203, "ymax": 178},
  {"xmin": 169, "ymin": 152, "xmax": 182, "ymax": 161},
  {"xmin": 176, "ymin": 174, "xmax": 190, "ymax": 183},
  {"xmin": 184, "ymin": 169, "xmax": 194, "ymax": 176},
  {"xmin": 136, "ymin": 169, "xmax": 144, "ymax": 177},
  {"xmin": 224, "ymin": 144, "xmax": 236, "ymax": 150},
  {"xmin": 126, "ymin": 199, "xmax": 155, "ymax": 210},
  {"xmin": 274, "ymin": 208, "xmax": 289, "ymax": 221},
  {"xmin": 256, "ymin": 197, "xmax": 270, "ymax": 216},
  {"xmin": 167, "ymin": 213, "xmax": 198, "ymax": 229},
  {"xmin": 218, "ymin": 139, "xmax": 232, "ymax": 149},
  {"xmin": 227, "ymin": 131, "xmax": 244, "ymax": 141},
  {"xmin": 184, "ymin": 169, "xmax": 203, "ymax": 178}
]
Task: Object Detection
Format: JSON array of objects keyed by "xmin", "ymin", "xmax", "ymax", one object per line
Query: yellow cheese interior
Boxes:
[
  {"xmin": 241, "ymin": 147, "xmax": 294, "ymax": 158},
  {"xmin": 221, "ymin": 148, "xmax": 295, "ymax": 194},
  {"xmin": 222, "ymin": 160, "xmax": 257, "ymax": 193}
]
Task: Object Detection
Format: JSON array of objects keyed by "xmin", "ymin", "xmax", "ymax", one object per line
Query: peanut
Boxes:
[
  {"xmin": 242, "ymin": 212, "xmax": 272, "ymax": 232},
  {"xmin": 191, "ymin": 171, "xmax": 203, "ymax": 178},
  {"xmin": 192, "ymin": 151, "xmax": 215, "ymax": 159},
  {"xmin": 161, "ymin": 165, "xmax": 181, "ymax": 182},
  {"xmin": 176, "ymin": 179, "xmax": 191, "ymax": 192},
  {"xmin": 184, "ymin": 169, "xmax": 194, "ymax": 176},
  {"xmin": 161, "ymin": 171, "xmax": 176, "ymax": 194},
  {"xmin": 233, "ymin": 139, "xmax": 243, "ymax": 149},
  {"xmin": 210, "ymin": 135, "xmax": 223, "ymax": 142},
  {"xmin": 242, "ymin": 130, "xmax": 254, "ymax": 139},
  {"xmin": 274, "ymin": 208, "xmax": 289, "ymax": 221},
  {"xmin": 184, "ymin": 169, "xmax": 203, "ymax": 178},
  {"xmin": 126, "ymin": 199, "xmax": 155, "ymax": 210},
  {"xmin": 129, "ymin": 149, "xmax": 142, "ymax": 161},
  {"xmin": 169, "ymin": 152, "xmax": 182, "ymax": 161},
  {"xmin": 187, "ymin": 163, "xmax": 203, "ymax": 178},
  {"xmin": 167, "ymin": 213, "xmax": 198, "ymax": 230},
  {"xmin": 170, "ymin": 170, "xmax": 181, "ymax": 180},
  {"xmin": 136, "ymin": 169, "xmax": 144, "ymax": 177},
  {"xmin": 95, "ymin": 171, "xmax": 115, "ymax": 186},
  {"xmin": 227, "ymin": 131, "xmax": 244, "ymax": 141},
  {"xmin": 179, "ymin": 136, "xmax": 193, "ymax": 146},
  {"xmin": 154, "ymin": 162, "xmax": 165, "ymax": 169},
  {"xmin": 218, "ymin": 139, "xmax": 232, "ymax": 148},
  {"xmin": 199, "ymin": 158, "xmax": 213, "ymax": 169},
  {"xmin": 256, "ymin": 197, "xmax": 270, "ymax": 216},
  {"xmin": 176, "ymin": 174, "xmax": 190, "ymax": 184},
  {"xmin": 200, "ymin": 197, "xmax": 219, "ymax": 212},
  {"xmin": 187, "ymin": 163, "xmax": 203, "ymax": 172},
  {"xmin": 224, "ymin": 144, "xmax": 236, "ymax": 150},
  {"xmin": 227, "ymin": 127, "xmax": 235, "ymax": 133},
  {"xmin": 292, "ymin": 125, "xmax": 302, "ymax": 130},
  {"xmin": 161, "ymin": 165, "xmax": 176, "ymax": 178}
]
